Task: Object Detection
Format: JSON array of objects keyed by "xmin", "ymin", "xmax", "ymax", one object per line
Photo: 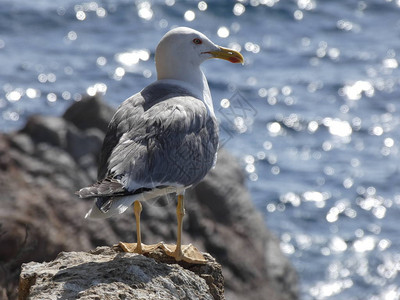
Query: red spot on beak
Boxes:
[{"xmin": 228, "ymin": 56, "xmax": 242, "ymax": 63}]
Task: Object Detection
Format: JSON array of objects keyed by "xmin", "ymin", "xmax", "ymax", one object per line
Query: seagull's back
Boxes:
[{"xmin": 97, "ymin": 80, "xmax": 218, "ymax": 193}]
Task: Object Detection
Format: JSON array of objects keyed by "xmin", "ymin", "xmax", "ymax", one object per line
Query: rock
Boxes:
[
  {"xmin": 265, "ymin": 236, "xmax": 298, "ymax": 300},
  {"xmin": 19, "ymin": 246, "xmax": 224, "ymax": 300},
  {"xmin": 65, "ymin": 125, "xmax": 104, "ymax": 161},
  {"xmin": 20, "ymin": 115, "xmax": 69, "ymax": 148},
  {"xmin": 63, "ymin": 94, "xmax": 115, "ymax": 132},
  {"xmin": 19, "ymin": 102, "xmax": 105, "ymax": 164},
  {"xmin": 0, "ymin": 96, "xmax": 298, "ymax": 300}
]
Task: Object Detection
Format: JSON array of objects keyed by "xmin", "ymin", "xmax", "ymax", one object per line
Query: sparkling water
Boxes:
[{"xmin": 1, "ymin": 0, "xmax": 400, "ymax": 298}]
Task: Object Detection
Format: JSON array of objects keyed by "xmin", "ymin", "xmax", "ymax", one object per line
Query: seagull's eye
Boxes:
[{"xmin": 193, "ymin": 38, "xmax": 202, "ymax": 45}]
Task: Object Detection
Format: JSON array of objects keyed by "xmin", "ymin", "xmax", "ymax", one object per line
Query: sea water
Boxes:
[{"xmin": 1, "ymin": 0, "xmax": 400, "ymax": 299}]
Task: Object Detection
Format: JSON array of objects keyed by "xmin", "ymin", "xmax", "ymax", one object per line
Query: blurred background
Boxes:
[{"xmin": 1, "ymin": 0, "xmax": 400, "ymax": 299}]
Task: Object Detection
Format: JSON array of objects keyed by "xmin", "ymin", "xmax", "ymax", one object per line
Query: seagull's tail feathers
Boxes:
[
  {"xmin": 77, "ymin": 177, "xmax": 182, "ymax": 219},
  {"xmin": 76, "ymin": 177, "xmax": 128, "ymax": 199},
  {"xmin": 84, "ymin": 195, "xmax": 139, "ymax": 219},
  {"xmin": 76, "ymin": 177, "xmax": 136, "ymax": 219}
]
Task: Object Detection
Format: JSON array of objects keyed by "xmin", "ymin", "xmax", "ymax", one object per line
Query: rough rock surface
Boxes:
[
  {"xmin": 0, "ymin": 95, "xmax": 298, "ymax": 300},
  {"xmin": 19, "ymin": 246, "xmax": 223, "ymax": 300}
]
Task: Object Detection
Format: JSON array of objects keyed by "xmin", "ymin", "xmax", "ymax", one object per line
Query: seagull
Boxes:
[{"xmin": 77, "ymin": 27, "xmax": 244, "ymax": 263}]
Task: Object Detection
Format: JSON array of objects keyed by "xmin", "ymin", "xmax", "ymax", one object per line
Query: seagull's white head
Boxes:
[{"xmin": 155, "ymin": 27, "xmax": 244, "ymax": 83}]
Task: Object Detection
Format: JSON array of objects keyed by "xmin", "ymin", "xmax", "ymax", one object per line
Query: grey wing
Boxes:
[
  {"xmin": 97, "ymin": 93, "xmax": 145, "ymax": 181},
  {"xmin": 146, "ymin": 96, "xmax": 218, "ymax": 186},
  {"xmin": 104, "ymin": 95, "xmax": 218, "ymax": 191}
]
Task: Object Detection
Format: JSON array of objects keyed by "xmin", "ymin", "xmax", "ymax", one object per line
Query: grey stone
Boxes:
[
  {"xmin": 66, "ymin": 126, "xmax": 104, "ymax": 161},
  {"xmin": 19, "ymin": 246, "xmax": 223, "ymax": 300},
  {"xmin": 63, "ymin": 94, "xmax": 115, "ymax": 132},
  {"xmin": 20, "ymin": 115, "xmax": 68, "ymax": 148},
  {"xmin": 9, "ymin": 133, "xmax": 35, "ymax": 155}
]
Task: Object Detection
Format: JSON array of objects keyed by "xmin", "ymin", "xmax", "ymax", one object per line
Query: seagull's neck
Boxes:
[{"xmin": 156, "ymin": 66, "xmax": 215, "ymax": 117}]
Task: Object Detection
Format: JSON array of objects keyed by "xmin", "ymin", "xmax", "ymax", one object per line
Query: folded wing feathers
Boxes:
[{"xmin": 76, "ymin": 177, "xmax": 127, "ymax": 199}]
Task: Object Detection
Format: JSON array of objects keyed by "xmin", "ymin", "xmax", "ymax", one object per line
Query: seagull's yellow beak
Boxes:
[{"xmin": 206, "ymin": 46, "xmax": 244, "ymax": 64}]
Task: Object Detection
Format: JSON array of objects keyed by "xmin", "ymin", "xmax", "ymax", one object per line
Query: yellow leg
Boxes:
[
  {"xmin": 134, "ymin": 200, "xmax": 142, "ymax": 253},
  {"xmin": 119, "ymin": 194, "xmax": 206, "ymax": 264},
  {"xmin": 119, "ymin": 200, "xmax": 149, "ymax": 253},
  {"xmin": 174, "ymin": 194, "xmax": 185, "ymax": 261}
]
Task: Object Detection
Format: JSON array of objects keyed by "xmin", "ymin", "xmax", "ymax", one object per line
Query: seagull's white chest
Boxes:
[{"xmin": 201, "ymin": 72, "xmax": 215, "ymax": 119}]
